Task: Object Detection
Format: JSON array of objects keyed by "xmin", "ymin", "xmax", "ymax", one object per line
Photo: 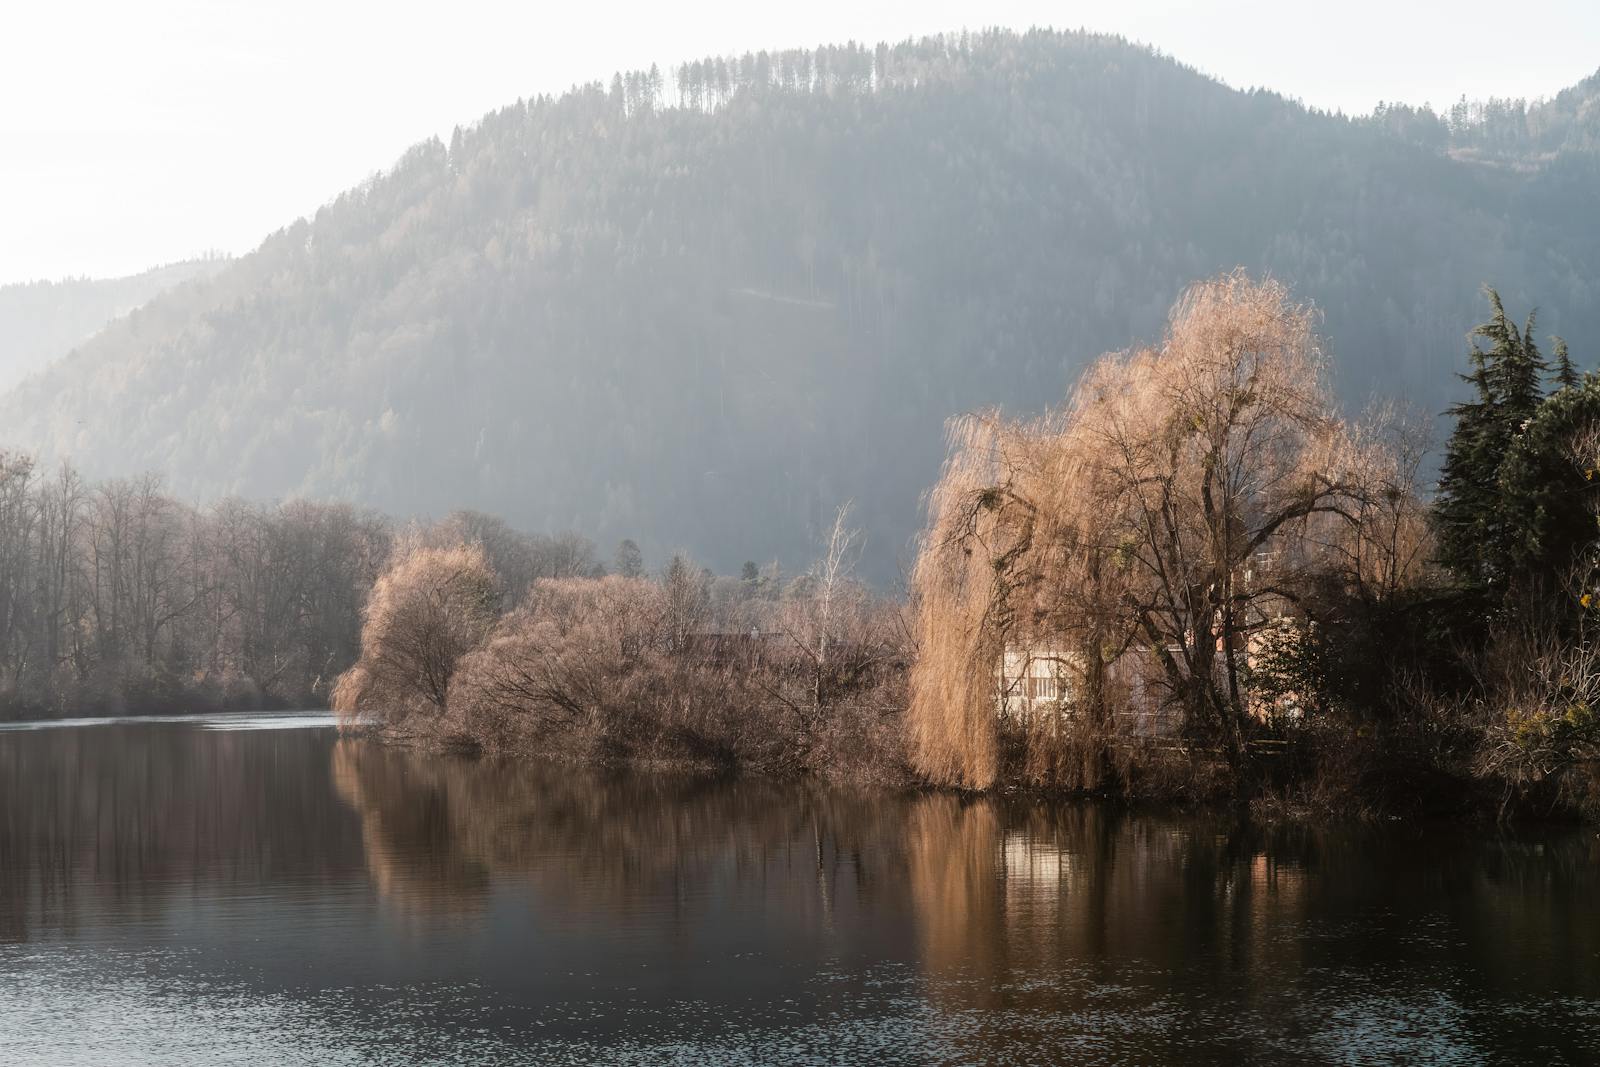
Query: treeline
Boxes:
[
  {"xmin": 0, "ymin": 456, "xmax": 388, "ymax": 717},
  {"xmin": 0, "ymin": 458, "xmax": 640, "ymax": 720},
  {"xmin": 1366, "ymin": 68, "xmax": 1600, "ymax": 159},
  {"xmin": 612, "ymin": 43, "xmax": 874, "ymax": 117},
  {"xmin": 613, "ymin": 35, "xmax": 1020, "ymax": 116}
]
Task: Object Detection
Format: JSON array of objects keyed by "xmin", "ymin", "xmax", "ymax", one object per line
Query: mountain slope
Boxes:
[
  {"xmin": 3, "ymin": 31, "xmax": 1598, "ymax": 578},
  {"xmin": 0, "ymin": 258, "xmax": 230, "ymax": 390}
]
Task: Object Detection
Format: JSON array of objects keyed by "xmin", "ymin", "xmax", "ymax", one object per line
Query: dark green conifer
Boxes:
[
  {"xmin": 1435, "ymin": 342, "xmax": 1502, "ymax": 587},
  {"xmin": 1552, "ymin": 337, "xmax": 1578, "ymax": 390},
  {"xmin": 1498, "ymin": 375, "xmax": 1600, "ymax": 593},
  {"xmin": 1435, "ymin": 289, "xmax": 1549, "ymax": 596},
  {"xmin": 1475, "ymin": 291, "xmax": 1546, "ymax": 434}
]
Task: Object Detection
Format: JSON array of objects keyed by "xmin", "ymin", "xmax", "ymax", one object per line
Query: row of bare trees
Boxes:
[{"xmin": 0, "ymin": 454, "xmax": 392, "ymax": 717}]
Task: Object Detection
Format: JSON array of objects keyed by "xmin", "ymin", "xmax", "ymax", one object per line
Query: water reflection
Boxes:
[
  {"xmin": 0, "ymin": 718, "xmax": 1597, "ymax": 1064},
  {"xmin": 331, "ymin": 740, "xmax": 917, "ymax": 935},
  {"xmin": 0, "ymin": 718, "xmax": 363, "ymax": 946},
  {"xmin": 903, "ymin": 799, "xmax": 1600, "ymax": 1062}
]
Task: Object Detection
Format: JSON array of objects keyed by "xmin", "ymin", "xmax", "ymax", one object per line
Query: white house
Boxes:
[
  {"xmin": 996, "ymin": 643, "xmax": 1182, "ymax": 736},
  {"xmin": 995, "ymin": 646, "xmax": 1075, "ymax": 719}
]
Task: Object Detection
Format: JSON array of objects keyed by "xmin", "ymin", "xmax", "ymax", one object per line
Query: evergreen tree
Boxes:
[
  {"xmin": 1476, "ymin": 290, "xmax": 1546, "ymax": 433},
  {"xmin": 612, "ymin": 538, "xmax": 644, "ymax": 579},
  {"xmin": 1435, "ymin": 342, "xmax": 1504, "ymax": 587},
  {"xmin": 1435, "ymin": 288, "xmax": 1597, "ymax": 613},
  {"xmin": 1435, "ymin": 289, "xmax": 1549, "ymax": 595},
  {"xmin": 1553, "ymin": 337, "xmax": 1579, "ymax": 390},
  {"xmin": 1497, "ymin": 373, "xmax": 1600, "ymax": 598}
]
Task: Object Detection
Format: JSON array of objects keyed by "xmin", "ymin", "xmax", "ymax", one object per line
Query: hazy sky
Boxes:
[{"xmin": 2, "ymin": 0, "xmax": 1596, "ymax": 286}]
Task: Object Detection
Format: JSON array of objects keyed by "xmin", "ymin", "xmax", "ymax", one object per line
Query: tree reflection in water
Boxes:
[
  {"xmin": 0, "ymin": 721, "xmax": 1595, "ymax": 1063},
  {"xmin": 332, "ymin": 741, "xmax": 1600, "ymax": 1061},
  {"xmin": 903, "ymin": 797, "xmax": 1600, "ymax": 1061}
]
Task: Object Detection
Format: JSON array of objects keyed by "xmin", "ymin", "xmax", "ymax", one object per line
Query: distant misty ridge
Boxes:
[
  {"xmin": 2, "ymin": 29, "xmax": 1598, "ymax": 579},
  {"xmin": 0, "ymin": 256, "xmax": 230, "ymax": 391}
]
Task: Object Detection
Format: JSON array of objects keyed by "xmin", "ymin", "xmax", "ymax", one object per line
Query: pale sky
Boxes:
[{"xmin": 2, "ymin": 0, "xmax": 1596, "ymax": 286}]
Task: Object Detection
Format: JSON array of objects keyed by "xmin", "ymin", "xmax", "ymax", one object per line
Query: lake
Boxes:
[{"xmin": 0, "ymin": 712, "xmax": 1595, "ymax": 1065}]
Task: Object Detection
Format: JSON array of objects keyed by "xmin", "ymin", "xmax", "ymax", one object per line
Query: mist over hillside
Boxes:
[
  {"xmin": 3, "ymin": 30, "xmax": 1597, "ymax": 579},
  {"xmin": 0, "ymin": 258, "xmax": 229, "ymax": 390}
]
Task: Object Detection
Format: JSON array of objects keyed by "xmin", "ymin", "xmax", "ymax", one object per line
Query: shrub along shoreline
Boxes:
[{"xmin": 333, "ymin": 510, "xmax": 912, "ymax": 790}]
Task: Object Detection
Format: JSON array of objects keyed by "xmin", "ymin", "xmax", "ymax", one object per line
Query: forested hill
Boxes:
[
  {"xmin": 3, "ymin": 30, "xmax": 1598, "ymax": 579},
  {"xmin": 0, "ymin": 258, "xmax": 229, "ymax": 390}
]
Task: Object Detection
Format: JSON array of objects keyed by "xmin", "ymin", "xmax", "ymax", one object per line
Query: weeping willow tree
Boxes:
[
  {"xmin": 907, "ymin": 408, "xmax": 1128, "ymax": 790},
  {"xmin": 909, "ymin": 273, "xmax": 1399, "ymax": 790},
  {"xmin": 332, "ymin": 538, "xmax": 498, "ymax": 730}
]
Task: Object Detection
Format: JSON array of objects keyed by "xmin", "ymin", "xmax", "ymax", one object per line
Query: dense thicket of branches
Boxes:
[
  {"xmin": 331, "ymin": 540, "xmax": 498, "ymax": 722},
  {"xmin": 334, "ymin": 509, "xmax": 909, "ymax": 784},
  {"xmin": 4, "ymin": 31, "xmax": 1598, "ymax": 579}
]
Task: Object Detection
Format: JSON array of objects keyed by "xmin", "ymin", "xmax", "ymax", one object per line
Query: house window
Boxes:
[
  {"xmin": 1024, "ymin": 673, "xmax": 1059, "ymax": 701},
  {"xmin": 996, "ymin": 648, "xmax": 1076, "ymax": 717}
]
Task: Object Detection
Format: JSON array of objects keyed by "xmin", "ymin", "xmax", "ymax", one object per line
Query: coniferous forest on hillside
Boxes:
[{"xmin": 3, "ymin": 30, "xmax": 1599, "ymax": 579}]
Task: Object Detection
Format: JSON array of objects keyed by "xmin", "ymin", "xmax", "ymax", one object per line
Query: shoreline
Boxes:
[{"xmin": 341, "ymin": 718, "xmax": 1580, "ymax": 830}]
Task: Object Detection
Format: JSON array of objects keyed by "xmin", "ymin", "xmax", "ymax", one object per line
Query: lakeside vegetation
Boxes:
[
  {"xmin": 0, "ymin": 473, "xmax": 609, "ymax": 719},
  {"xmin": 332, "ymin": 513, "xmax": 908, "ymax": 785},
  {"xmin": 909, "ymin": 274, "xmax": 1600, "ymax": 819},
  {"xmin": 318, "ymin": 274, "xmax": 1598, "ymax": 821},
  {"xmin": 6, "ymin": 272, "xmax": 1598, "ymax": 820}
]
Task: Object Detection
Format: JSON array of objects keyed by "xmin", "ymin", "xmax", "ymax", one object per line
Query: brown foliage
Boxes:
[
  {"xmin": 909, "ymin": 273, "xmax": 1412, "ymax": 791},
  {"xmin": 332, "ymin": 539, "xmax": 497, "ymax": 729},
  {"xmin": 445, "ymin": 567, "xmax": 909, "ymax": 783},
  {"xmin": 448, "ymin": 575, "xmax": 675, "ymax": 755}
]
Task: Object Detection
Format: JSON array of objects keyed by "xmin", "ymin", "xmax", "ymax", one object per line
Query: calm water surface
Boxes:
[{"xmin": 0, "ymin": 713, "xmax": 1596, "ymax": 1065}]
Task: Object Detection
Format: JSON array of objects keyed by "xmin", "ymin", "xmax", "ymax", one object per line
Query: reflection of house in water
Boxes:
[{"xmin": 1002, "ymin": 829, "xmax": 1072, "ymax": 897}]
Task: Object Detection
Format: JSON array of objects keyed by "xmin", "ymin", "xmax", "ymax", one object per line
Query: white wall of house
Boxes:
[
  {"xmin": 995, "ymin": 647, "xmax": 1075, "ymax": 719},
  {"xmin": 995, "ymin": 644, "xmax": 1182, "ymax": 737}
]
